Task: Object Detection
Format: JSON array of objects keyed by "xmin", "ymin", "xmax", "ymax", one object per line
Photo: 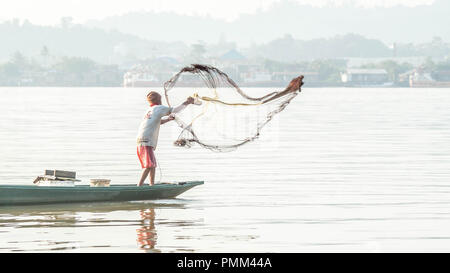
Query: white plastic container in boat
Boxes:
[{"xmin": 90, "ymin": 179, "xmax": 111, "ymax": 187}]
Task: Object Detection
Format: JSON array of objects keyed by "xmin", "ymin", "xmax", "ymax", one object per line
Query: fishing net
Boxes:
[{"xmin": 164, "ymin": 64, "xmax": 304, "ymax": 152}]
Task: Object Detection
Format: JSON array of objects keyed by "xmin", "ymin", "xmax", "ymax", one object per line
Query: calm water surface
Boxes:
[{"xmin": 0, "ymin": 87, "xmax": 449, "ymax": 252}]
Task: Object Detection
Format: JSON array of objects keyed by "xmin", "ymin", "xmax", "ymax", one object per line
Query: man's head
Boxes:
[{"xmin": 147, "ymin": 91, "xmax": 162, "ymax": 106}]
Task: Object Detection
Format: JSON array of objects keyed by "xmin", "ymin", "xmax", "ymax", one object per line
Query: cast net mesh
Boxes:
[{"xmin": 164, "ymin": 64, "xmax": 304, "ymax": 152}]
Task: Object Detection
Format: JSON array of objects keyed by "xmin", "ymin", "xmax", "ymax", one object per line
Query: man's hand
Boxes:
[{"xmin": 185, "ymin": 96, "xmax": 195, "ymax": 105}]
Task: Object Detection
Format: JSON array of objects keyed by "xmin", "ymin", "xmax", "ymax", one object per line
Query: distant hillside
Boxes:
[
  {"xmin": 244, "ymin": 34, "xmax": 393, "ymax": 62},
  {"xmin": 0, "ymin": 20, "xmax": 448, "ymax": 66},
  {"xmin": 0, "ymin": 21, "xmax": 188, "ymax": 64},
  {"xmin": 86, "ymin": 0, "xmax": 450, "ymax": 45}
]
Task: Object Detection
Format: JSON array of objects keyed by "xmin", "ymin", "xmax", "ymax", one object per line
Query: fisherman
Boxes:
[{"xmin": 136, "ymin": 91, "xmax": 195, "ymax": 186}]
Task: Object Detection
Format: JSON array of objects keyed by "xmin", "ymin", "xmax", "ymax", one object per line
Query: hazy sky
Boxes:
[{"xmin": 0, "ymin": 0, "xmax": 435, "ymax": 25}]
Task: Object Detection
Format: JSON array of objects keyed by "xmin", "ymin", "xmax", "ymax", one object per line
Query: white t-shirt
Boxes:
[{"xmin": 136, "ymin": 105, "xmax": 173, "ymax": 148}]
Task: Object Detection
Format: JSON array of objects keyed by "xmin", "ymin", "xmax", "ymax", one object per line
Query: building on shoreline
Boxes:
[
  {"xmin": 399, "ymin": 69, "xmax": 450, "ymax": 87},
  {"xmin": 122, "ymin": 62, "xmax": 321, "ymax": 88},
  {"xmin": 123, "ymin": 65, "xmax": 159, "ymax": 87},
  {"xmin": 340, "ymin": 69, "xmax": 390, "ymax": 86}
]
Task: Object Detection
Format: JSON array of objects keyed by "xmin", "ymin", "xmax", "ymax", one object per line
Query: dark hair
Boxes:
[{"xmin": 146, "ymin": 91, "xmax": 162, "ymax": 105}]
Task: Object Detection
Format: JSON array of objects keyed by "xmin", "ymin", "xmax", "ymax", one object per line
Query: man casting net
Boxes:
[{"xmin": 164, "ymin": 64, "xmax": 304, "ymax": 152}]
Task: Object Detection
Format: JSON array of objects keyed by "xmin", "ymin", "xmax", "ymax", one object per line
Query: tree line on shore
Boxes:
[
  {"xmin": 0, "ymin": 51, "xmax": 122, "ymax": 86},
  {"xmin": 2, "ymin": 52, "xmax": 449, "ymax": 87},
  {"xmin": 1, "ymin": 18, "xmax": 449, "ymax": 86}
]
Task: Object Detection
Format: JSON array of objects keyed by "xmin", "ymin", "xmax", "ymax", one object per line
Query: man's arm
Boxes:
[
  {"xmin": 160, "ymin": 115, "xmax": 175, "ymax": 125},
  {"xmin": 160, "ymin": 97, "xmax": 196, "ymax": 125},
  {"xmin": 172, "ymin": 97, "xmax": 195, "ymax": 114}
]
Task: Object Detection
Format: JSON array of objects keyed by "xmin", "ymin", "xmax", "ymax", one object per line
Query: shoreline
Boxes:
[{"xmin": 0, "ymin": 85, "xmax": 447, "ymax": 89}]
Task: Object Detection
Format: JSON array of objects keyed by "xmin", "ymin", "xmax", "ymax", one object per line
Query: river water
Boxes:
[{"xmin": 0, "ymin": 87, "xmax": 449, "ymax": 252}]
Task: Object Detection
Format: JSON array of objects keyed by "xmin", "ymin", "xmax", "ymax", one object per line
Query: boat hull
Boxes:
[{"xmin": 0, "ymin": 182, "xmax": 203, "ymax": 206}]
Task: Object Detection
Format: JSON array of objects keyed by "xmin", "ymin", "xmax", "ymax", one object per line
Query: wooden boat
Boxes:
[{"xmin": 0, "ymin": 182, "xmax": 204, "ymax": 206}]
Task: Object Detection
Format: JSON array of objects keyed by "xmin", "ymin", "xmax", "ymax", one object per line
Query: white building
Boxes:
[
  {"xmin": 123, "ymin": 65, "xmax": 159, "ymax": 87},
  {"xmin": 341, "ymin": 69, "xmax": 389, "ymax": 85}
]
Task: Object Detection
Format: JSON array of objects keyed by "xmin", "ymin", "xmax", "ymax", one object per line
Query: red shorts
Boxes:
[{"xmin": 137, "ymin": 146, "xmax": 157, "ymax": 169}]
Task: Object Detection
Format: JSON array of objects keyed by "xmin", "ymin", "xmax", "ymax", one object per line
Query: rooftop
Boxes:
[{"xmin": 220, "ymin": 49, "xmax": 246, "ymax": 61}]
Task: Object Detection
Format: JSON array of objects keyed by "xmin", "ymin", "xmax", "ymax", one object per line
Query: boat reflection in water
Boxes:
[
  {"xmin": 136, "ymin": 208, "xmax": 159, "ymax": 252},
  {"xmin": 0, "ymin": 201, "xmax": 195, "ymax": 252}
]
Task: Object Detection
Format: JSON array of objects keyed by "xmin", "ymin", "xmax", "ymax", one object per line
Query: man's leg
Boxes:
[
  {"xmin": 149, "ymin": 167, "xmax": 156, "ymax": 186},
  {"xmin": 138, "ymin": 168, "xmax": 151, "ymax": 186}
]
